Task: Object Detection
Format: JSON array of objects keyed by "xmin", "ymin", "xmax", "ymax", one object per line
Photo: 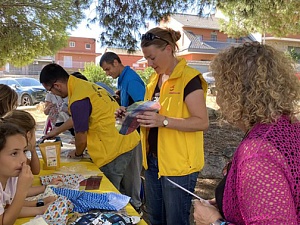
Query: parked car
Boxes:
[
  {"xmin": 0, "ymin": 77, "xmax": 46, "ymax": 106},
  {"xmin": 202, "ymin": 72, "xmax": 216, "ymax": 95}
]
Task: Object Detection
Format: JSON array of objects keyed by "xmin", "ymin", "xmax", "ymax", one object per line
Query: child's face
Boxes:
[{"xmin": 0, "ymin": 134, "xmax": 28, "ymax": 179}]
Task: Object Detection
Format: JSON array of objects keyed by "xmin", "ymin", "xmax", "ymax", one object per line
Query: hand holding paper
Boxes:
[{"xmin": 115, "ymin": 101, "xmax": 161, "ymax": 135}]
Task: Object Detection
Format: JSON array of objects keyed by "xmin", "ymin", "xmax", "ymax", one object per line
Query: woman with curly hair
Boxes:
[{"xmin": 194, "ymin": 42, "xmax": 300, "ymax": 225}]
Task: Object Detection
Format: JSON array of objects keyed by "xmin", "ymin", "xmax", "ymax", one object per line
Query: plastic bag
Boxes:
[{"xmin": 116, "ymin": 101, "xmax": 161, "ymax": 135}]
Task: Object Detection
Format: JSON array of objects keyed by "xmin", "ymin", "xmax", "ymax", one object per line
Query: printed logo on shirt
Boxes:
[{"xmin": 169, "ymin": 85, "xmax": 180, "ymax": 94}]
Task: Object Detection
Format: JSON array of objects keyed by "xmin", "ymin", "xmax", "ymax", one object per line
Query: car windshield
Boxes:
[{"xmin": 15, "ymin": 78, "xmax": 41, "ymax": 87}]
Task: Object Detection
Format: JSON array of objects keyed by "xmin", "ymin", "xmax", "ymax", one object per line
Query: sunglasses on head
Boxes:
[
  {"xmin": 243, "ymin": 41, "xmax": 261, "ymax": 47},
  {"xmin": 141, "ymin": 33, "xmax": 169, "ymax": 44}
]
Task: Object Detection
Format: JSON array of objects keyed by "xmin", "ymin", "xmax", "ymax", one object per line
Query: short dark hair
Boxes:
[
  {"xmin": 71, "ymin": 72, "xmax": 88, "ymax": 81},
  {"xmin": 40, "ymin": 63, "xmax": 69, "ymax": 85},
  {"xmin": 0, "ymin": 122, "xmax": 26, "ymax": 151},
  {"xmin": 99, "ymin": 52, "xmax": 122, "ymax": 67}
]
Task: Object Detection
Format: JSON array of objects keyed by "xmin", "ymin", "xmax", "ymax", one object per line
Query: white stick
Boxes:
[{"xmin": 166, "ymin": 178, "xmax": 210, "ymax": 204}]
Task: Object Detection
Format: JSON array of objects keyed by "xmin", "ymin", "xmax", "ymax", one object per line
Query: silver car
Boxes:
[{"xmin": 0, "ymin": 77, "xmax": 46, "ymax": 106}]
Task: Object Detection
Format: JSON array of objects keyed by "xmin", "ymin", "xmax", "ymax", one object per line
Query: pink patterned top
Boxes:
[{"xmin": 223, "ymin": 115, "xmax": 300, "ymax": 224}]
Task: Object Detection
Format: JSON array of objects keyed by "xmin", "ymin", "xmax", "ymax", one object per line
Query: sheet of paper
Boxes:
[{"xmin": 22, "ymin": 217, "xmax": 48, "ymax": 225}]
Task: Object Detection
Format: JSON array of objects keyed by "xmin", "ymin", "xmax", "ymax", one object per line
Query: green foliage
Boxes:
[
  {"xmin": 286, "ymin": 48, "xmax": 300, "ymax": 63},
  {"xmin": 80, "ymin": 62, "xmax": 115, "ymax": 88},
  {"xmin": 89, "ymin": 0, "xmax": 216, "ymax": 51},
  {"xmin": 81, "ymin": 62, "xmax": 152, "ymax": 88},
  {"xmin": 0, "ymin": 0, "xmax": 90, "ymax": 67},
  {"xmin": 3, "ymin": 0, "xmax": 300, "ymax": 65},
  {"xmin": 87, "ymin": 0, "xmax": 300, "ymax": 49},
  {"xmin": 217, "ymin": 0, "xmax": 300, "ymax": 38},
  {"xmin": 136, "ymin": 67, "xmax": 155, "ymax": 85}
]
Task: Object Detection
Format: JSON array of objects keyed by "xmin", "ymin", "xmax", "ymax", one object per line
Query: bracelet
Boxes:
[
  {"xmin": 75, "ymin": 152, "xmax": 83, "ymax": 157},
  {"xmin": 36, "ymin": 198, "xmax": 44, "ymax": 207}
]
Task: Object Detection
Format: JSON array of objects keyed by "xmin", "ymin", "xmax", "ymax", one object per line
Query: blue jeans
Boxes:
[{"xmin": 145, "ymin": 154, "xmax": 199, "ymax": 225}]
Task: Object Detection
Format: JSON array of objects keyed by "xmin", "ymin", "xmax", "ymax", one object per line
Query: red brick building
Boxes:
[
  {"xmin": 55, "ymin": 36, "xmax": 99, "ymax": 73},
  {"xmin": 3, "ymin": 15, "xmax": 300, "ymax": 76},
  {"xmin": 110, "ymin": 14, "xmax": 255, "ymax": 73},
  {"xmin": 159, "ymin": 14, "xmax": 255, "ymax": 73},
  {"xmin": 99, "ymin": 48, "xmax": 146, "ymax": 71},
  {"xmin": 263, "ymin": 34, "xmax": 300, "ymax": 54},
  {"xmin": 2, "ymin": 36, "xmax": 99, "ymax": 75}
]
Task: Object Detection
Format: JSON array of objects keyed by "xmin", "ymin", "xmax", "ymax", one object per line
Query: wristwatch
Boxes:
[
  {"xmin": 36, "ymin": 199, "xmax": 44, "ymax": 207},
  {"xmin": 210, "ymin": 219, "xmax": 230, "ymax": 225},
  {"xmin": 162, "ymin": 117, "xmax": 169, "ymax": 127}
]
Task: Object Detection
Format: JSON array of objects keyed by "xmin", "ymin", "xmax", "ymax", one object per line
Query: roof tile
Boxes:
[{"xmin": 172, "ymin": 14, "xmax": 220, "ymax": 30}]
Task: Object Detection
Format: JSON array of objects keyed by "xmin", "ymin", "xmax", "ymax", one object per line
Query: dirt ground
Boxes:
[
  {"xmin": 25, "ymin": 95, "xmax": 244, "ymax": 224},
  {"xmin": 195, "ymin": 95, "xmax": 244, "ymax": 200}
]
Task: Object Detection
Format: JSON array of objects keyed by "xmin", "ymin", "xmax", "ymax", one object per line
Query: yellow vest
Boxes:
[
  {"xmin": 68, "ymin": 76, "xmax": 140, "ymax": 168},
  {"xmin": 141, "ymin": 58, "xmax": 208, "ymax": 176}
]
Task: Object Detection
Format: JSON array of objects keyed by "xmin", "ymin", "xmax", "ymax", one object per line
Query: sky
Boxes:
[
  {"xmin": 69, "ymin": 1, "xmax": 215, "ymax": 41},
  {"xmin": 69, "ymin": 18, "xmax": 103, "ymax": 52},
  {"xmin": 69, "ymin": 19, "xmax": 101, "ymax": 39},
  {"xmin": 69, "ymin": 20, "xmax": 156, "ymax": 53},
  {"xmin": 69, "ymin": 19, "xmax": 152, "ymax": 53},
  {"xmin": 68, "ymin": 3, "xmax": 104, "ymax": 52},
  {"xmin": 68, "ymin": 7, "xmax": 156, "ymax": 53}
]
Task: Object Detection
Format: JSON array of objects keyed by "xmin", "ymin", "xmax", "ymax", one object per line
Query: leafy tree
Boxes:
[
  {"xmin": 80, "ymin": 62, "xmax": 115, "ymax": 88},
  {"xmin": 217, "ymin": 0, "xmax": 300, "ymax": 38},
  {"xmin": 286, "ymin": 48, "xmax": 300, "ymax": 63},
  {"xmin": 87, "ymin": 0, "xmax": 300, "ymax": 49},
  {"xmin": 89, "ymin": 0, "xmax": 215, "ymax": 51},
  {"xmin": 4, "ymin": 0, "xmax": 300, "ymax": 66},
  {"xmin": 0, "ymin": 0, "xmax": 90, "ymax": 67},
  {"xmin": 136, "ymin": 67, "xmax": 155, "ymax": 85}
]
